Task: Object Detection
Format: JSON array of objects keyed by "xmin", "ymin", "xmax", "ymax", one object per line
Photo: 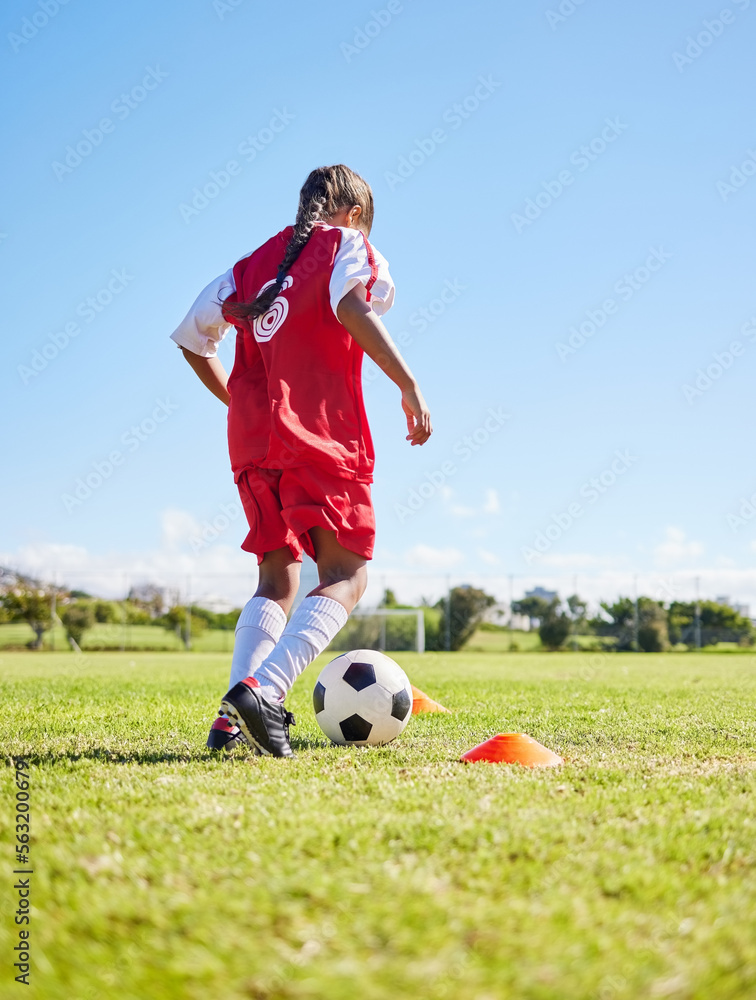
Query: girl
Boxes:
[{"xmin": 170, "ymin": 164, "xmax": 431, "ymax": 757}]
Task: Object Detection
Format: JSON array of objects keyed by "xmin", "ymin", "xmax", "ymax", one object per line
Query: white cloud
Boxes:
[
  {"xmin": 653, "ymin": 527, "xmax": 704, "ymax": 567},
  {"xmin": 450, "ymin": 504, "xmax": 476, "ymax": 518},
  {"xmin": 477, "ymin": 548, "xmax": 500, "ymax": 566},
  {"xmin": 483, "ymin": 489, "xmax": 500, "ymax": 514},
  {"xmin": 532, "ymin": 552, "xmax": 625, "ymax": 569},
  {"xmin": 403, "ymin": 544, "xmax": 464, "ymax": 571},
  {"xmin": 445, "ymin": 487, "xmax": 501, "ymax": 519},
  {"xmin": 0, "ymin": 507, "xmax": 256, "ymax": 605},
  {"xmin": 161, "ymin": 508, "xmax": 201, "ymax": 550}
]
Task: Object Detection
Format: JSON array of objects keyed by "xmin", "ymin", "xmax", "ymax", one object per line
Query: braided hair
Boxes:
[{"xmin": 223, "ymin": 164, "xmax": 374, "ymax": 323}]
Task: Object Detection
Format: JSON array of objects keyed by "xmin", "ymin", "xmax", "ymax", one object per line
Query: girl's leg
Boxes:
[
  {"xmin": 254, "ymin": 546, "xmax": 302, "ymax": 612},
  {"xmin": 248, "ymin": 528, "xmax": 366, "ymax": 701},
  {"xmin": 307, "ymin": 526, "xmax": 368, "ymax": 611},
  {"xmin": 226, "ymin": 547, "xmax": 301, "ymax": 690}
]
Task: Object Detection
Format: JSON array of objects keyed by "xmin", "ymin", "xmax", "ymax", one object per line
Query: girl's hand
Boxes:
[{"xmin": 402, "ymin": 386, "xmax": 432, "ymax": 446}]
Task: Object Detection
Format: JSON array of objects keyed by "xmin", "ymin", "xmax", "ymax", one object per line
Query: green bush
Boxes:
[
  {"xmin": 434, "ymin": 586, "xmax": 495, "ymax": 651},
  {"xmin": 60, "ymin": 602, "xmax": 95, "ymax": 647},
  {"xmin": 93, "ymin": 600, "xmax": 120, "ymax": 624},
  {"xmin": 538, "ymin": 608, "xmax": 571, "ymax": 650}
]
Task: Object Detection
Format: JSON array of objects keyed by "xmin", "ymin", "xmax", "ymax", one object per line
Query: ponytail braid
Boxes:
[{"xmin": 223, "ymin": 165, "xmax": 374, "ymax": 324}]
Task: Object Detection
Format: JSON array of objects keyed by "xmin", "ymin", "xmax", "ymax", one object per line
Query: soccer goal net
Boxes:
[{"xmin": 330, "ymin": 608, "xmax": 425, "ymax": 654}]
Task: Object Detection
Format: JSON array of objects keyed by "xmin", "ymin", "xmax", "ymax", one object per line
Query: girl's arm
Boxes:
[
  {"xmin": 180, "ymin": 347, "xmax": 231, "ymax": 406},
  {"xmin": 337, "ymin": 283, "xmax": 432, "ymax": 446}
]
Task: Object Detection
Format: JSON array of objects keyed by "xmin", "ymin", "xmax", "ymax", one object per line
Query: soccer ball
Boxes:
[{"xmin": 313, "ymin": 649, "xmax": 413, "ymax": 746}]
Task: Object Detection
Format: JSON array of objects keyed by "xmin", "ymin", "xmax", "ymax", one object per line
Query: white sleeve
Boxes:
[
  {"xmin": 329, "ymin": 227, "xmax": 395, "ymax": 319},
  {"xmin": 170, "ymin": 267, "xmax": 236, "ymax": 358}
]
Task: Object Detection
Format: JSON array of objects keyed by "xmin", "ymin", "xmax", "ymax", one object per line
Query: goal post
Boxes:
[{"xmin": 331, "ymin": 608, "xmax": 425, "ymax": 654}]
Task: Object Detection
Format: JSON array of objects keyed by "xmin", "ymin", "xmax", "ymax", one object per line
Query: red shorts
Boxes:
[{"xmin": 236, "ymin": 466, "xmax": 375, "ymax": 564}]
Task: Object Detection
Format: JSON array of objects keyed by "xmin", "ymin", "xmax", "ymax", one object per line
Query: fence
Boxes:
[{"xmin": 2, "ymin": 564, "xmax": 754, "ymax": 652}]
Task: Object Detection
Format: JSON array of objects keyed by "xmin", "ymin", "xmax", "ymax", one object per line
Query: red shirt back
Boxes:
[{"xmin": 222, "ymin": 225, "xmax": 375, "ymax": 483}]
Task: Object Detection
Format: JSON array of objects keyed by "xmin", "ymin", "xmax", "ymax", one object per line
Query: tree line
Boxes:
[
  {"xmin": 0, "ymin": 575, "xmax": 241, "ymax": 650},
  {"xmin": 511, "ymin": 594, "xmax": 754, "ymax": 651},
  {"xmin": 2, "ymin": 568, "xmax": 752, "ymax": 653}
]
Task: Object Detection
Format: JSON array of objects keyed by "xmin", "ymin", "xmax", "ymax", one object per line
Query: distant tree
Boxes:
[
  {"xmin": 60, "ymin": 602, "xmax": 95, "ymax": 648},
  {"xmin": 592, "ymin": 597, "xmax": 634, "ymax": 641},
  {"xmin": 435, "ymin": 585, "xmax": 495, "ymax": 651},
  {"xmin": 2, "ymin": 586, "xmax": 55, "ymax": 649},
  {"xmin": 511, "ymin": 596, "xmax": 551, "ymax": 627},
  {"xmin": 379, "ymin": 588, "xmax": 399, "ymax": 608},
  {"xmin": 214, "ymin": 608, "xmax": 242, "ymax": 631},
  {"xmin": 668, "ymin": 600, "xmax": 753, "ymax": 647},
  {"xmin": 597, "ymin": 597, "xmax": 669, "ymax": 652},
  {"xmin": 378, "ymin": 588, "xmax": 416, "ymax": 610},
  {"xmin": 93, "ymin": 600, "xmax": 120, "ymax": 624},
  {"xmin": 538, "ymin": 598, "xmax": 572, "ymax": 650},
  {"xmin": 126, "ymin": 583, "xmax": 165, "ymax": 618},
  {"xmin": 123, "ymin": 602, "xmax": 153, "ymax": 625},
  {"xmin": 160, "ymin": 606, "xmax": 207, "ymax": 649},
  {"xmin": 637, "ymin": 602, "xmax": 669, "ymax": 652},
  {"xmin": 566, "ymin": 594, "xmax": 590, "ymax": 631},
  {"xmin": 69, "ymin": 588, "xmax": 92, "ymax": 599}
]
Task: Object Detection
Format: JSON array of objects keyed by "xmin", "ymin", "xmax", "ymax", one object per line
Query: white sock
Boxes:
[
  {"xmin": 227, "ymin": 597, "xmax": 287, "ymax": 691},
  {"xmin": 252, "ymin": 595, "xmax": 348, "ymax": 702}
]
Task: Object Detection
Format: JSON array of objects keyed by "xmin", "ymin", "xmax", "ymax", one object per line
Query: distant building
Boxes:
[
  {"xmin": 517, "ymin": 586, "xmax": 559, "ymax": 629},
  {"xmin": 715, "ymin": 595, "xmax": 750, "ymax": 618},
  {"xmin": 525, "ymin": 586, "xmax": 558, "ymax": 603}
]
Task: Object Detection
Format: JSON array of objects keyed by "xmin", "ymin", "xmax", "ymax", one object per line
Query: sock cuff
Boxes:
[
  {"xmin": 285, "ymin": 595, "xmax": 348, "ymax": 653},
  {"xmin": 235, "ymin": 597, "xmax": 287, "ymax": 638}
]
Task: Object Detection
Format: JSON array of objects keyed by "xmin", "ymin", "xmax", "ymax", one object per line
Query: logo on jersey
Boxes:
[{"xmin": 253, "ymin": 275, "xmax": 293, "ymax": 342}]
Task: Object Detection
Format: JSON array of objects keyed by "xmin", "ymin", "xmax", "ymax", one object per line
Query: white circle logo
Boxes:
[{"xmin": 253, "ymin": 276, "xmax": 293, "ymax": 342}]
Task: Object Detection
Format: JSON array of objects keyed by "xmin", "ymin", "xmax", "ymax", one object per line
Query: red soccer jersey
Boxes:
[{"xmin": 221, "ymin": 224, "xmax": 383, "ymax": 483}]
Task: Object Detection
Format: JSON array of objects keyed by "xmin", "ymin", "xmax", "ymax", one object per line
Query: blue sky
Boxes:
[{"xmin": 2, "ymin": 0, "xmax": 756, "ymax": 610}]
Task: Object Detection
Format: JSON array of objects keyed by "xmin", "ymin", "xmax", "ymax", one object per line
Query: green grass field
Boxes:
[{"xmin": 2, "ymin": 650, "xmax": 755, "ymax": 999}]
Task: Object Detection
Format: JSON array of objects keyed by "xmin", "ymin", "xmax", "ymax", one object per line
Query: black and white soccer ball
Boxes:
[{"xmin": 313, "ymin": 649, "xmax": 413, "ymax": 746}]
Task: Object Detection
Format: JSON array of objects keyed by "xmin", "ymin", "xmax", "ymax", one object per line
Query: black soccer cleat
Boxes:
[
  {"xmin": 219, "ymin": 678, "xmax": 296, "ymax": 758},
  {"xmin": 206, "ymin": 716, "xmax": 250, "ymax": 752}
]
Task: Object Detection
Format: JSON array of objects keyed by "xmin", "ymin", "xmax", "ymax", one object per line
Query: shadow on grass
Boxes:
[
  {"xmin": 17, "ymin": 748, "xmax": 240, "ymax": 766},
  {"xmin": 15, "ymin": 734, "xmax": 331, "ymax": 765}
]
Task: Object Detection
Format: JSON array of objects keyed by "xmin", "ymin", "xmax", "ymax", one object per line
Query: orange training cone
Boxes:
[
  {"xmin": 411, "ymin": 684, "xmax": 451, "ymax": 714},
  {"xmin": 460, "ymin": 733, "xmax": 564, "ymax": 767}
]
